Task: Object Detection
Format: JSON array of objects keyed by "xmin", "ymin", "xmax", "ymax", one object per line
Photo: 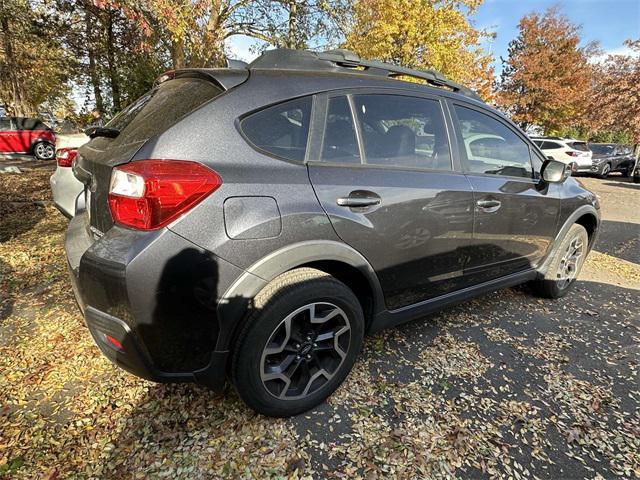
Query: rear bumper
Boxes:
[
  {"xmin": 64, "ymin": 213, "xmax": 246, "ymax": 390},
  {"xmin": 50, "ymin": 167, "xmax": 84, "ymax": 218}
]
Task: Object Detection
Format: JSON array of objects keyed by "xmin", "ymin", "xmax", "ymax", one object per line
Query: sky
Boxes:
[{"xmin": 227, "ymin": 0, "xmax": 640, "ymax": 74}]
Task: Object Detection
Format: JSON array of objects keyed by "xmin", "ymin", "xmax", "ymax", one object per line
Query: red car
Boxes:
[{"xmin": 0, "ymin": 116, "xmax": 56, "ymax": 160}]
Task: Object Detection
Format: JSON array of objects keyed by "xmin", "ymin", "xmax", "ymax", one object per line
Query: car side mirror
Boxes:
[
  {"xmin": 546, "ymin": 155, "xmax": 555, "ymax": 161},
  {"xmin": 541, "ymin": 159, "xmax": 569, "ymax": 183}
]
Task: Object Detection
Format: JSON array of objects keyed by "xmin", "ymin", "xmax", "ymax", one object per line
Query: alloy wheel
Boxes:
[
  {"xmin": 35, "ymin": 143, "xmax": 54, "ymax": 160},
  {"xmin": 260, "ymin": 302, "xmax": 351, "ymax": 400},
  {"xmin": 556, "ymin": 235, "xmax": 585, "ymax": 290}
]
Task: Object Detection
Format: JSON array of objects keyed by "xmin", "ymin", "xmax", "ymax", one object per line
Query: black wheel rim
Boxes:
[{"xmin": 260, "ymin": 302, "xmax": 351, "ymax": 400}]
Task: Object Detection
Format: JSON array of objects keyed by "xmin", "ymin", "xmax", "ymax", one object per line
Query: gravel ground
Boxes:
[{"xmin": 0, "ymin": 167, "xmax": 638, "ymax": 479}]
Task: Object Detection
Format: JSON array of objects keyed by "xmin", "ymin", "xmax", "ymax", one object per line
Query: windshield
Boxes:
[{"xmin": 589, "ymin": 144, "xmax": 615, "ymax": 155}]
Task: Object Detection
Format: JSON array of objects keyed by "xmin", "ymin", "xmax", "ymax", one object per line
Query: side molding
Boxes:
[{"xmin": 214, "ymin": 240, "xmax": 386, "ymax": 350}]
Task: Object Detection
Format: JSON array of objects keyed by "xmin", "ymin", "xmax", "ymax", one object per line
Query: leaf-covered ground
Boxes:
[{"xmin": 0, "ymin": 168, "xmax": 638, "ymax": 479}]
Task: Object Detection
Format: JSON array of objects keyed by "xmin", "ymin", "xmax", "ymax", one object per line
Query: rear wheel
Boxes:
[
  {"xmin": 531, "ymin": 224, "xmax": 588, "ymax": 299},
  {"xmin": 231, "ymin": 268, "xmax": 364, "ymax": 417},
  {"xmin": 33, "ymin": 141, "xmax": 54, "ymax": 160}
]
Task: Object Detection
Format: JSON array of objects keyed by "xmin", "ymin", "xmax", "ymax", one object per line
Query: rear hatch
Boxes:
[{"xmin": 75, "ymin": 72, "xmax": 244, "ymax": 235}]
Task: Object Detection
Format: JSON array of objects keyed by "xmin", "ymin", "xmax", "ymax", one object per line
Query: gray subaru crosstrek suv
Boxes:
[{"xmin": 65, "ymin": 49, "xmax": 600, "ymax": 417}]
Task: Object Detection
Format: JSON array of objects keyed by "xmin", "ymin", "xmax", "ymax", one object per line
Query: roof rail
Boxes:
[{"xmin": 248, "ymin": 48, "xmax": 481, "ymax": 101}]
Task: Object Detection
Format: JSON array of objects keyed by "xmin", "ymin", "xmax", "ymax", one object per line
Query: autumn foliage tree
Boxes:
[
  {"xmin": 343, "ymin": 0, "xmax": 495, "ymax": 100},
  {"xmin": 496, "ymin": 7, "xmax": 594, "ymax": 133},
  {"xmin": 588, "ymin": 40, "xmax": 640, "ymax": 146}
]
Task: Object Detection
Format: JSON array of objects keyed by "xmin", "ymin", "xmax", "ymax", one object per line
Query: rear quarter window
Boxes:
[
  {"xmin": 106, "ymin": 76, "xmax": 223, "ymax": 145},
  {"xmin": 240, "ymin": 97, "xmax": 312, "ymax": 162}
]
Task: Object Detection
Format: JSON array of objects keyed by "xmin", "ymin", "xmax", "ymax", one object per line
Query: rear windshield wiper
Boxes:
[{"xmin": 85, "ymin": 126, "xmax": 120, "ymax": 139}]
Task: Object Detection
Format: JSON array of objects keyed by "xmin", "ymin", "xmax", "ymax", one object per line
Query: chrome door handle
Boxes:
[
  {"xmin": 337, "ymin": 197, "xmax": 381, "ymax": 207},
  {"xmin": 476, "ymin": 199, "xmax": 501, "ymax": 212}
]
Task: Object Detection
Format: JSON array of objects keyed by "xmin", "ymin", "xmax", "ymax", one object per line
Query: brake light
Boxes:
[
  {"xmin": 56, "ymin": 148, "xmax": 77, "ymax": 167},
  {"xmin": 108, "ymin": 160, "xmax": 222, "ymax": 230},
  {"xmin": 566, "ymin": 151, "xmax": 580, "ymax": 157}
]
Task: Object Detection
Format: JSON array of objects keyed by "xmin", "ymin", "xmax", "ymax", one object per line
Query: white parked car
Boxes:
[
  {"xmin": 50, "ymin": 132, "xmax": 89, "ymax": 218},
  {"xmin": 531, "ymin": 137, "xmax": 593, "ymax": 173}
]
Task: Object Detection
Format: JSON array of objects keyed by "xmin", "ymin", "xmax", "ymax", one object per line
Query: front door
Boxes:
[
  {"xmin": 450, "ymin": 102, "xmax": 561, "ymax": 283},
  {"xmin": 308, "ymin": 93, "xmax": 475, "ymax": 310}
]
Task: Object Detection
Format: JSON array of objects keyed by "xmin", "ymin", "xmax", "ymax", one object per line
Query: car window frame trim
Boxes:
[
  {"xmin": 307, "ymin": 87, "xmax": 461, "ymax": 175},
  {"xmin": 447, "ymin": 99, "xmax": 541, "ymax": 183}
]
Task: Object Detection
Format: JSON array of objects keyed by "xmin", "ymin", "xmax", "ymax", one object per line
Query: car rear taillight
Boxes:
[
  {"xmin": 108, "ymin": 160, "xmax": 222, "ymax": 230},
  {"xmin": 56, "ymin": 147, "xmax": 77, "ymax": 167},
  {"xmin": 566, "ymin": 151, "xmax": 580, "ymax": 157}
]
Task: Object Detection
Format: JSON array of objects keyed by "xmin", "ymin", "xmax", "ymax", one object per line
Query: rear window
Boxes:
[
  {"xmin": 569, "ymin": 141, "xmax": 589, "ymax": 151},
  {"xmin": 106, "ymin": 76, "xmax": 223, "ymax": 144},
  {"xmin": 240, "ymin": 97, "xmax": 312, "ymax": 162}
]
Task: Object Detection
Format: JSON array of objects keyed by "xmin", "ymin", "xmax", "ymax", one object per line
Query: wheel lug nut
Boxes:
[
  {"xmin": 296, "ymin": 355, "xmax": 300, "ymax": 360},
  {"xmin": 295, "ymin": 344, "xmax": 300, "ymax": 348},
  {"xmin": 306, "ymin": 336, "xmax": 311, "ymax": 341},
  {"xmin": 306, "ymin": 354, "xmax": 311, "ymax": 359},
  {"xmin": 313, "ymin": 343, "xmax": 317, "ymax": 347}
]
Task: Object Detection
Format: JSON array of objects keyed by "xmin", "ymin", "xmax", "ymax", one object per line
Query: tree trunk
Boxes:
[
  {"xmin": 0, "ymin": 12, "xmax": 28, "ymax": 116},
  {"xmin": 85, "ymin": 10, "xmax": 105, "ymax": 116},
  {"xmin": 104, "ymin": 9, "xmax": 121, "ymax": 112},
  {"xmin": 287, "ymin": 0, "xmax": 297, "ymax": 49},
  {"xmin": 171, "ymin": 37, "xmax": 185, "ymax": 69}
]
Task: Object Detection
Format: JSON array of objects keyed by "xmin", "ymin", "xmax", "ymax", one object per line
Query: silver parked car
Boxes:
[{"xmin": 50, "ymin": 132, "xmax": 88, "ymax": 217}]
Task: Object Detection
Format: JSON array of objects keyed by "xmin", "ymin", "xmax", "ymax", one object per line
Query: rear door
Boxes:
[
  {"xmin": 307, "ymin": 91, "xmax": 475, "ymax": 310},
  {"xmin": 449, "ymin": 102, "xmax": 561, "ymax": 283}
]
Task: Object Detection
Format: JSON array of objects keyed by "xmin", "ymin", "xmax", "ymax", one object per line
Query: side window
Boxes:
[
  {"xmin": 454, "ymin": 105, "xmax": 532, "ymax": 178},
  {"xmin": 321, "ymin": 96, "xmax": 360, "ymax": 163},
  {"xmin": 0, "ymin": 118, "xmax": 10, "ymax": 131},
  {"xmin": 352, "ymin": 94, "xmax": 451, "ymax": 170},
  {"xmin": 543, "ymin": 141, "xmax": 561, "ymax": 150},
  {"xmin": 241, "ymin": 96, "xmax": 312, "ymax": 162}
]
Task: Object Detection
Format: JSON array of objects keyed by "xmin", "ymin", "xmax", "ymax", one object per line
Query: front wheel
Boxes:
[
  {"xmin": 598, "ymin": 163, "xmax": 611, "ymax": 178},
  {"xmin": 33, "ymin": 141, "xmax": 55, "ymax": 161},
  {"xmin": 531, "ymin": 224, "xmax": 589, "ymax": 299},
  {"xmin": 231, "ymin": 268, "xmax": 364, "ymax": 417}
]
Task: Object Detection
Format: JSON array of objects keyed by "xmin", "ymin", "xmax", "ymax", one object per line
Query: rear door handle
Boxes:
[
  {"xmin": 476, "ymin": 199, "xmax": 501, "ymax": 212},
  {"xmin": 337, "ymin": 197, "xmax": 381, "ymax": 207}
]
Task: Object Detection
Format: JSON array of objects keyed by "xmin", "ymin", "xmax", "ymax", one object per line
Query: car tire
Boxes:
[
  {"xmin": 231, "ymin": 268, "xmax": 364, "ymax": 417},
  {"xmin": 598, "ymin": 163, "xmax": 611, "ymax": 179},
  {"xmin": 623, "ymin": 165, "xmax": 634, "ymax": 178},
  {"xmin": 32, "ymin": 141, "xmax": 55, "ymax": 161},
  {"xmin": 531, "ymin": 224, "xmax": 589, "ymax": 299}
]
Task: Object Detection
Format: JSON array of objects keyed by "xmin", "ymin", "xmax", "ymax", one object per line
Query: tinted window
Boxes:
[
  {"xmin": 589, "ymin": 144, "xmax": 614, "ymax": 155},
  {"xmin": 242, "ymin": 96, "xmax": 312, "ymax": 162},
  {"xmin": 543, "ymin": 141, "xmax": 562, "ymax": 150},
  {"xmin": 455, "ymin": 106, "xmax": 532, "ymax": 178},
  {"xmin": 13, "ymin": 117, "xmax": 49, "ymax": 130},
  {"xmin": 107, "ymin": 76, "xmax": 223, "ymax": 145},
  {"xmin": 569, "ymin": 141, "xmax": 589, "ymax": 152},
  {"xmin": 0, "ymin": 118, "xmax": 10, "ymax": 131},
  {"xmin": 321, "ymin": 96, "xmax": 360, "ymax": 163},
  {"xmin": 352, "ymin": 94, "xmax": 451, "ymax": 170}
]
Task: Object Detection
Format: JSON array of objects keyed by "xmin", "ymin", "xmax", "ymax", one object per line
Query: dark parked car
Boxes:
[
  {"xmin": 589, "ymin": 143, "xmax": 636, "ymax": 178},
  {"xmin": 0, "ymin": 116, "xmax": 56, "ymax": 160},
  {"xmin": 65, "ymin": 49, "xmax": 600, "ymax": 417}
]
